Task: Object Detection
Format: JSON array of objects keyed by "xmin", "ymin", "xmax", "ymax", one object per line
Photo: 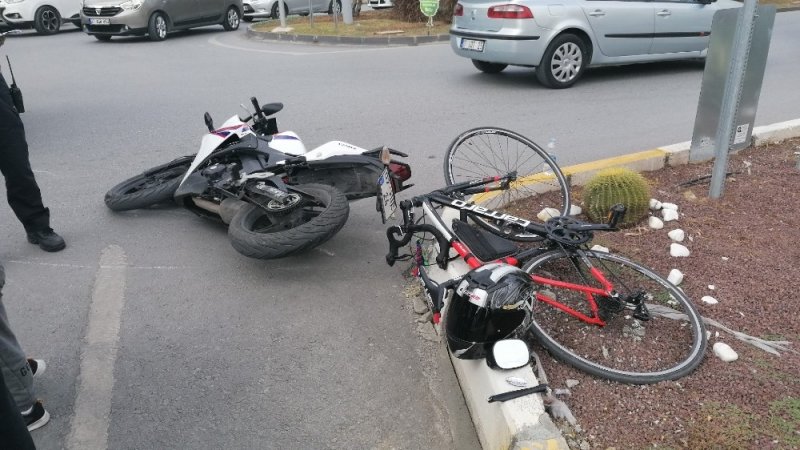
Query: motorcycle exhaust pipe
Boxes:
[
  {"xmin": 192, "ymin": 197, "xmax": 221, "ymax": 215},
  {"xmin": 191, "ymin": 198, "xmax": 249, "ymax": 224}
]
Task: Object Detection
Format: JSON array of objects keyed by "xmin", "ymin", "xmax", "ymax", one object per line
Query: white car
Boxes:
[
  {"xmin": 242, "ymin": 0, "xmax": 341, "ymax": 21},
  {"xmin": 0, "ymin": 0, "xmax": 81, "ymax": 34},
  {"xmin": 367, "ymin": 0, "xmax": 392, "ymax": 9}
]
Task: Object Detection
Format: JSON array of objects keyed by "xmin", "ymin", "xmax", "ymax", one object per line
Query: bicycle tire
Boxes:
[
  {"xmin": 522, "ymin": 250, "xmax": 707, "ymax": 384},
  {"xmin": 443, "ymin": 127, "xmax": 570, "ymax": 242}
]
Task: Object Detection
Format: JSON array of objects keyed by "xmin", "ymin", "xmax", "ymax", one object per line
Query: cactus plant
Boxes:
[{"xmin": 582, "ymin": 167, "xmax": 651, "ymax": 227}]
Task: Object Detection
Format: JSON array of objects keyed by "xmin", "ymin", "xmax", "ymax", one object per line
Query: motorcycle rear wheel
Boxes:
[
  {"xmin": 227, "ymin": 183, "xmax": 350, "ymax": 259},
  {"xmin": 104, "ymin": 156, "xmax": 192, "ymax": 211}
]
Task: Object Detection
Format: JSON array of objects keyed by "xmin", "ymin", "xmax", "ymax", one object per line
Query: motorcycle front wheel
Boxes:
[
  {"xmin": 227, "ymin": 183, "xmax": 350, "ymax": 259},
  {"xmin": 104, "ymin": 156, "xmax": 193, "ymax": 211}
]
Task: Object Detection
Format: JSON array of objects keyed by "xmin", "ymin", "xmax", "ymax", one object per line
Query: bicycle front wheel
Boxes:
[
  {"xmin": 443, "ymin": 127, "xmax": 570, "ymax": 241},
  {"xmin": 522, "ymin": 250, "xmax": 707, "ymax": 384}
]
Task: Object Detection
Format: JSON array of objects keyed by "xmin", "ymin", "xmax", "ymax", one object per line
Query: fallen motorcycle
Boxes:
[{"xmin": 104, "ymin": 97, "xmax": 412, "ymax": 259}]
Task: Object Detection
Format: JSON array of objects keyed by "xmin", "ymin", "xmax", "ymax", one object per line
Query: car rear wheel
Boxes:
[
  {"xmin": 328, "ymin": 0, "xmax": 342, "ymax": 14},
  {"xmin": 148, "ymin": 12, "xmax": 168, "ymax": 41},
  {"xmin": 223, "ymin": 6, "xmax": 240, "ymax": 30},
  {"xmin": 34, "ymin": 6, "xmax": 61, "ymax": 35},
  {"xmin": 472, "ymin": 60, "xmax": 507, "ymax": 74},
  {"xmin": 536, "ymin": 34, "xmax": 588, "ymax": 89}
]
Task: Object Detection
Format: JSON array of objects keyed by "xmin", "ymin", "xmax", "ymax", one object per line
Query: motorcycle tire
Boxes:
[
  {"xmin": 104, "ymin": 156, "xmax": 193, "ymax": 212},
  {"xmin": 227, "ymin": 183, "xmax": 350, "ymax": 259}
]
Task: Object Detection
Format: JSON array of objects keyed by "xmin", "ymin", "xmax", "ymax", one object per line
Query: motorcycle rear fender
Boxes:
[{"xmin": 287, "ymin": 155, "xmax": 386, "ymax": 200}]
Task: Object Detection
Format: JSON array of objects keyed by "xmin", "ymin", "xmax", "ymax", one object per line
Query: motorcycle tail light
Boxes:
[{"xmin": 390, "ymin": 162, "xmax": 412, "ymax": 191}]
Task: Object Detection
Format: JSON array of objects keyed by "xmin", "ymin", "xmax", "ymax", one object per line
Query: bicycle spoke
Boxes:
[{"xmin": 523, "ymin": 250, "xmax": 706, "ymax": 384}]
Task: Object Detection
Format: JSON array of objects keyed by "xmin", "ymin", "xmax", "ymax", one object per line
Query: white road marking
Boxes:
[
  {"xmin": 4, "ymin": 259, "xmax": 193, "ymax": 270},
  {"xmin": 66, "ymin": 245, "xmax": 127, "ymax": 450},
  {"xmin": 208, "ymin": 35, "xmax": 422, "ymax": 55}
]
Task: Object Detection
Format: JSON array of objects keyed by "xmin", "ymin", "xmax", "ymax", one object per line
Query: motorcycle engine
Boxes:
[{"xmin": 201, "ymin": 163, "xmax": 239, "ymax": 188}]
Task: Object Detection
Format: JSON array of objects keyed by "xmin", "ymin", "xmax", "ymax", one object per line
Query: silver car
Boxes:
[
  {"xmin": 81, "ymin": 0, "xmax": 243, "ymax": 41},
  {"xmin": 450, "ymin": 0, "xmax": 740, "ymax": 88}
]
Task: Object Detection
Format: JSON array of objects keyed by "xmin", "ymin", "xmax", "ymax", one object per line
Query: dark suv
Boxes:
[{"xmin": 81, "ymin": 0, "xmax": 243, "ymax": 41}]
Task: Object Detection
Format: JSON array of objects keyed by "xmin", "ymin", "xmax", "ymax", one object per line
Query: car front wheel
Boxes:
[
  {"xmin": 34, "ymin": 6, "xmax": 61, "ymax": 35},
  {"xmin": 223, "ymin": 6, "xmax": 240, "ymax": 30},
  {"xmin": 148, "ymin": 12, "xmax": 168, "ymax": 41},
  {"xmin": 472, "ymin": 60, "xmax": 507, "ymax": 74},
  {"xmin": 536, "ymin": 34, "xmax": 588, "ymax": 89}
]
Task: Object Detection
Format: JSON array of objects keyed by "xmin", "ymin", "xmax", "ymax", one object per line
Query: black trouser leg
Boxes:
[
  {"xmin": 0, "ymin": 369, "xmax": 36, "ymax": 450},
  {"xmin": 0, "ymin": 74, "xmax": 50, "ymax": 233}
]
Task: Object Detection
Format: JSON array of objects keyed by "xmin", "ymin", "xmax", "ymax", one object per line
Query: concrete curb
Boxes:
[
  {"xmin": 424, "ymin": 118, "xmax": 800, "ymax": 450},
  {"xmin": 245, "ymin": 26, "xmax": 449, "ymax": 46},
  {"xmin": 558, "ymin": 118, "xmax": 800, "ymax": 188}
]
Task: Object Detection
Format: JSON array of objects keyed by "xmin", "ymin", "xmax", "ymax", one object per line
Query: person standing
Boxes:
[
  {"xmin": 0, "ymin": 369, "xmax": 37, "ymax": 449},
  {"xmin": 0, "ymin": 35, "xmax": 65, "ymax": 252},
  {"xmin": 0, "ymin": 263, "xmax": 49, "ymax": 433}
]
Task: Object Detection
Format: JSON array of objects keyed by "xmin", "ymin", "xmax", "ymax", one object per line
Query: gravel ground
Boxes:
[{"xmin": 529, "ymin": 138, "xmax": 800, "ymax": 449}]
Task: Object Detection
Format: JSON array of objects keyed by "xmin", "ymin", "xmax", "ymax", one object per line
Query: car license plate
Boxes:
[
  {"xmin": 89, "ymin": 18, "xmax": 110, "ymax": 25},
  {"xmin": 377, "ymin": 167, "xmax": 397, "ymax": 223},
  {"xmin": 460, "ymin": 38, "xmax": 484, "ymax": 52}
]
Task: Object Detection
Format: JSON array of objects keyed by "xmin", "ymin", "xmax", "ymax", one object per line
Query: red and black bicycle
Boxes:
[{"xmin": 384, "ymin": 169, "xmax": 707, "ymax": 385}]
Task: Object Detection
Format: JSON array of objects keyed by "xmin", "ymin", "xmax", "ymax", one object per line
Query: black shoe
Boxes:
[
  {"xmin": 22, "ymin": 400, "xmax": 50, "ymax": 432},
  {"xmin": 26, "ymin": 228, "xmax": 66, "ymax": 252}
]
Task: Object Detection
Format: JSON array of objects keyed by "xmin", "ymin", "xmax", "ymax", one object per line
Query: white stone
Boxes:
[
  {"xmin": 667, "ymin": 269, "xmax": 684, "ymax": 285},
  {"xmin": 670, "ymin": 243, "xmax": 690, "ymax": 257},
  {"xmin": 590, "ymin": 245, "xmax": 609, "ymax": 253},
  {"xmin": 649, "ymin": 199, "xmax": 662, "ymax": 210},
  {"xmin": 668, "ymin": 229, "xmax": 685, "ymax": 242},
  {"xmin": 648, "ymin": 216, "xmax": 664, "ymax": 230},
  {"xmin": 662, "ymin": 208, "xmax": 679, "ymax": 222},
  {"xmin": 569, "ymin": 204, "xmax": 582, "ymax": 216},
  {"xmin": 661, "ymin": 202, "xmax": 679, "ymax": 211},
  {"xmin": 537, "ymin": 207, "xmax": 561, "ymax": 221},
  {"xmin": 566, "ymin": 379, "xmax": 580, "ymax": 388},
  {"xmin": 722, "ymin": 256, "xmax": 729, "ymax": 261},
  {"xmin": 708, "ymin": 285, "xmax": 716, "ymax": 290},
  {"xmin": 701, "ymin": 296, "xmax": 718, "ymax": 305},
  {"xmin": 713, "ymin": 342, "xmax": 739, "ymax": 362}
]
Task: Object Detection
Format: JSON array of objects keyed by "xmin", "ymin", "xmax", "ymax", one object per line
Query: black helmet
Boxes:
[{"xmin": 445, "ymin": 263, "xmax": 533, "ymax": 360}]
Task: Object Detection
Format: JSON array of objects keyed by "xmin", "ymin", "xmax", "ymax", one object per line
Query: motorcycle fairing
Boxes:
[
  {"xmin": 180, "ymin": 116, "xmax": 255, "ymax": 186},
  {"xmin": 268, "ymin": 131, "xmax": 307, "ymax": 156}
]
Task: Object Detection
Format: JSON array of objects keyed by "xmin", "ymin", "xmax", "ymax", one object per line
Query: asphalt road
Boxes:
[{"xmin": 0, "ymin": 11, "xmax": 798, "ymax": 449}]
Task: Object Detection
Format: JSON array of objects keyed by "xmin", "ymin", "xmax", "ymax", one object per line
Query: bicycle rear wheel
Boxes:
[
  {"xmin": 522, "ymin": 250, "xmax": 707, "ymax": 384},
  {"xmin": 443, "ymin": 127, "xmax": 570, "ymax": 241}
]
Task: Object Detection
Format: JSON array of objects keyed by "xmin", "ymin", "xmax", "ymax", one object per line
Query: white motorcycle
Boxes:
[{"xmin": 104, "ymin": 97, "xmax": 412, "ymax": 259}]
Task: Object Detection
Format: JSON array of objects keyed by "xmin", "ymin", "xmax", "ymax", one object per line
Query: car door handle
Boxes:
[
  {"xmin": 657, "ymin": 10, "xmax": 672, "ymax": 16},
  {"xmin": 588, "ymin": 10, "xmax": 605, "ymax": 17}
]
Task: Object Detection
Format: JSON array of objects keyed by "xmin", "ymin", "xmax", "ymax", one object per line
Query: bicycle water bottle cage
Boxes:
[{"xmin": 545, "ymin": 217, "xmax": 593, "ymax": 245}]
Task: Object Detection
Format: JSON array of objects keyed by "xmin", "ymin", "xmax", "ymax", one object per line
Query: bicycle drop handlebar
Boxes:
[{"xmin": 385, "ymin": 173, "xmax": 627, "ymax": 268}]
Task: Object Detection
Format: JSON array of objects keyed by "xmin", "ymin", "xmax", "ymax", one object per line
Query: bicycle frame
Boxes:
[{"xmin": 385, "ymin": 175, "xmax": 625, "ymax": 328}]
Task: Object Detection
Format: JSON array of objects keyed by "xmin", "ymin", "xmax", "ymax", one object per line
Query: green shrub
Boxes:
[
  {"xmin": 582, "ymin": 167, "xmax": 650, "ymax": 228},
  {"xmin": 391, "ymin": 0, "xmax": 455, "ymax": 23}
]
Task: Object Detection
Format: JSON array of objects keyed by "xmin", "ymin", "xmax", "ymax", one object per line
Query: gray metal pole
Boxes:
[
  {"xmin": 709, "ymin": 0, "xmax": 759, "ymax": 198},
  {"xmin": 342, "ymin": 0, "xmax": 353, "ymax": 24},
  {"xmin": 279, "ymin": 0, "xmax": 287, "ymax": 28}
]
